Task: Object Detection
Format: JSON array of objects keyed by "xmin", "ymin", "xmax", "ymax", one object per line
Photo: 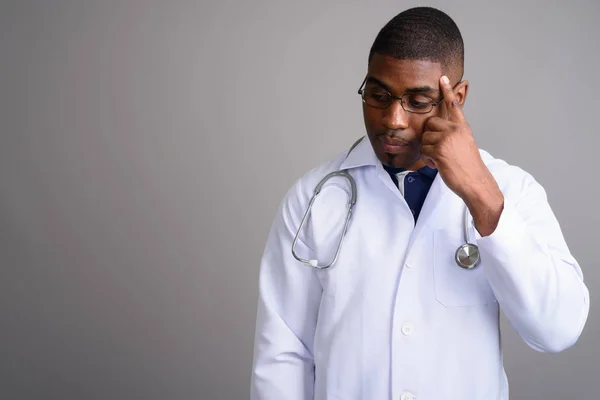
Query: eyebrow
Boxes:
[
  {"xmin": 366, "ymin": 76, "xmax": 440, "ymax": 95},
  {"xmin": 405, "ymin": 86, "xmax": 439, "ymax": 95}
]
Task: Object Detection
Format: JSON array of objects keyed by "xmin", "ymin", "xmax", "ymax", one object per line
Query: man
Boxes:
[{"xmin": 250, "ymin": 6, "xmax": 589, "ymax": 400}]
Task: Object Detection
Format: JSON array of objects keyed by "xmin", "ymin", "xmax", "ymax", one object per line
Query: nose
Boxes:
[{"xmin": 381, "ymin": 99, "xmax": 409, "ymax": 130}]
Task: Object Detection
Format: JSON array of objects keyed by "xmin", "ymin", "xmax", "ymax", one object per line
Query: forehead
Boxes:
[{"xmin": 367, "ymin": 53, "xmax": 443, "ymax": 92}]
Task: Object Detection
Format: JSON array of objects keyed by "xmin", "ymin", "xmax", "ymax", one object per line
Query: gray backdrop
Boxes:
[{"xmin": 1, "ymin": 0, "xmax": 598, "ymax": 399}]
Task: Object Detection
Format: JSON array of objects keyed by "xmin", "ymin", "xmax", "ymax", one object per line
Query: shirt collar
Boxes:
[
  {"xmin": 417, "ymin": 165, "xmax": 438, "ymax": 180},
  {"xmin": 382, "ymin": 161, "xmax": 438, "ymax": 180}
]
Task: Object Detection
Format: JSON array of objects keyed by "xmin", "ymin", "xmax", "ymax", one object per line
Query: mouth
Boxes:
[{"xmin": 378, "ymin": 135, "xmax": 411, "ymax": 154}]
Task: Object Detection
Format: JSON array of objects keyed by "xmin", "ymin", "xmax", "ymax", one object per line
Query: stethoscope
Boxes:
[{"xmin": 291, "ymin": 138, "xmax": 481, "ymax": 270}]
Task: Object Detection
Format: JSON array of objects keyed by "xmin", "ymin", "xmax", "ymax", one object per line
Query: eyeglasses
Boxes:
[{"xmin": 357, "ymin": 77, "xmax": 444, "ymax": 114}]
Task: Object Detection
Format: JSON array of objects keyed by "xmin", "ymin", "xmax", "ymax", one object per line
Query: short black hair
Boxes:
[{"xmin": 368, "ymin": 7, "xmax": 464, "ymax": 77}]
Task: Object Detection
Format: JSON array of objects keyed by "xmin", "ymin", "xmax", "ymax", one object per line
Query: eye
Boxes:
[
  {"xmin": 406, "ymin": 94, "xmax": 433, "ymax": 109},
  {"xmin": 365, "ymin": 87, "xmax": 391, "ymax": 102}
]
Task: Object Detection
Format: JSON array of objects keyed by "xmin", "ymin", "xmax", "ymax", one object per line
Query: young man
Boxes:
[{"xmin": 250, "ymin": 7, "xmax": 589, "ymax": 400}]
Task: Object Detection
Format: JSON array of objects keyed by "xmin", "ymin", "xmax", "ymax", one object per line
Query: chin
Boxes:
[
  {"xmin": 382, "ymin": 154, "xmax": 408, "ymax": 168},
  {"xmin": 385, "ymin": 153, "xmax": 423, "ymax": 170}
]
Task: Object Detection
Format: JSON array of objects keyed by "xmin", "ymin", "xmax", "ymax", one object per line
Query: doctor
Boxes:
[{"xmin": 250, "ymin": 6, "xmax": 589, "ymax": 400}]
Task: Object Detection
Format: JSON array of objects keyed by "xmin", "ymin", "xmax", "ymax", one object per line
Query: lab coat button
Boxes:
[
  {"xmin": 401, "ymin": 392, "xmax": 415, "ymax": 400},
  {"xmin": 401, "ymin": 324, "xmax": 414, "ymax": 336}
]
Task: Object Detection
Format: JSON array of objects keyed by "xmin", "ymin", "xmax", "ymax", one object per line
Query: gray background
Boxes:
[{"xmin": 0, "ymin": 0, "xmax": 598, "ymax": 399}]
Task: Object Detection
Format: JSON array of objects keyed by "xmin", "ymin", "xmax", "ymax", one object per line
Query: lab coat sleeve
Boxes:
[
  {"xmin": 250, "ymin": 179, "xmax": 322, "ymax": 400},
  {"xmin": 476, "ymin": 169, "xmax": 590, "ymax": 353}
]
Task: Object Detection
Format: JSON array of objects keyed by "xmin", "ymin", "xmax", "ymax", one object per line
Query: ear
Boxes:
[{"xmin": 453, "ymin": 80, "xmax": 469, "ymax": 107}]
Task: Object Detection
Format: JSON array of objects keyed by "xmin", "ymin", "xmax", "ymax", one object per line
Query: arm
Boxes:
[
  {"xmin": 250, "ymin": 182, "xmax": 322, "ymax": 399},
  {"xmin": 421, "ymin": 75, "xmax": 589, "ymax": 352},
  {"xmin": 475, "ymin": 172, "xmax": 589, "ymax": 353}
]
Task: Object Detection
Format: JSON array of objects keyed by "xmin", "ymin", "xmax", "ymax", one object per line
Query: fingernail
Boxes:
[{"xmin": 441, "ymin": 76, "xmax": 450, "ymax": 85}]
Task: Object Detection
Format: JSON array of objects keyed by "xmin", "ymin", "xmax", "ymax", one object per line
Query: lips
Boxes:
[
  {"xmin": 379, "ymin": 136, "xmax": 411, "ymax": 153},
  {"xmin": 380, "ymin": 136, "xmax": 410, "ymax": 147}
]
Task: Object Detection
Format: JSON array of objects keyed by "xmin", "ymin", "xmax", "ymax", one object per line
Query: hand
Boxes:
[
  {"xmin": 421, "ymin": 76, "xmax": 486, "ymax": 200},
  {"xmin": 421, "ymin": 75, "xmax": 504, "ymax": 236}
]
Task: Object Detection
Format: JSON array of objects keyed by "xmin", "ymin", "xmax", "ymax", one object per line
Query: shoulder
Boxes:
[
  {"xmin": 278, "ymin": 149, "xmax": 350, "ymax": 220},
  {"xmin": 479, "ymin": 148, "xmax": 548, "ymax": 201}
]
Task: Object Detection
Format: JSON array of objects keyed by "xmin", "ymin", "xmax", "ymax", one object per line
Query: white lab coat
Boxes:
[{"xmin": 250, "ymin": 137, "xmax": 589, "ymax": 400}]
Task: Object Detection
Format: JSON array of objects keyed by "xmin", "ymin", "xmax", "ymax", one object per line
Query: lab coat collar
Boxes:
[
  {"xmin": 339, "ymin": 136, "xmax": 379, "ymax": 170},
  {"xmin": 339, "ymin": 134, "xmax": 452, "ymax": 248}
]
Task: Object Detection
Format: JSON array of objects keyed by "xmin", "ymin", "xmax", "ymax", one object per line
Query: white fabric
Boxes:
[
  {"xmin": 250, "ymin": 137, "xmax": 589, "ymax": 400},
  {"xmin": 395, "ymin": 170, "xmax": 410, "ymax": 197}
]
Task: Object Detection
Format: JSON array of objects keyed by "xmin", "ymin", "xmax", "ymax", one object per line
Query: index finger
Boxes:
[{"xmin": 440, "ymin": 75, "xmax": 465, "ymax": 122}]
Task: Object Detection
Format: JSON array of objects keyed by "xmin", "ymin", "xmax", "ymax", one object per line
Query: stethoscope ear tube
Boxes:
[
  {"xmin": 291, "ymin": 170, "xmax": 357, "ymax": 269},
  {"xmin": 291, "ymin": 137, "xmax": 481, "ymax": 270}
]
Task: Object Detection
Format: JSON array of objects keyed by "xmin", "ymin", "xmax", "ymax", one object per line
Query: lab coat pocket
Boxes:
[{"xmin": 433, "ymin": 229, "xmax": 496, "ymax": 307}]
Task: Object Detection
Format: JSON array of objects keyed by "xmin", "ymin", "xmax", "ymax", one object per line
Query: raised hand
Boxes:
[{"xmin": 421, "ymin": 75, "xmax": 504, "ymax": 236}]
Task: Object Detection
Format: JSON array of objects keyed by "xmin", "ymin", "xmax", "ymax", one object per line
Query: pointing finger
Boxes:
[{"xmin": 440, "ymin": 75, "xmax": 465, "ymax": 123}]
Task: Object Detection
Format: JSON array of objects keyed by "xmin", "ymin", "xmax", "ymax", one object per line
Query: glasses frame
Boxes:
[{"xmin": 357, "ymin": 76, "xmax": 445, "ymax": 114}]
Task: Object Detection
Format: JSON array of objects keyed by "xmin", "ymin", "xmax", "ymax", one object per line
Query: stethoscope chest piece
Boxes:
[{"xmin": 455, "ymin": 243, "xmax": 481, "ymax": 269}]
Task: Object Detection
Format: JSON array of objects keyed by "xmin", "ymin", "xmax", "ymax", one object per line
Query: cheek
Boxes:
[
  {"xmin": 416, "ymin": 111, "xmax": 443, "ymax": 134},
  {"xmin": 410, "ymin": 118, "xmax": 428, "ymax": 137},
  {"xmin": 362, "ymin": 105, "xmax": 379, "ymax": 126}
]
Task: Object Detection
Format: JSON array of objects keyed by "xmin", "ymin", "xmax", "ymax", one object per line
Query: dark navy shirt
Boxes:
[{"xmin": 383, "ymin": 164, "xmax": 438, "ymax": 221}]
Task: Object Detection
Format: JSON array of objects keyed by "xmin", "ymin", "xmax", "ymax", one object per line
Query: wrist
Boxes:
[{"xmin": 463, "ymin": 180, "xmax": 504, "ymax": 237}]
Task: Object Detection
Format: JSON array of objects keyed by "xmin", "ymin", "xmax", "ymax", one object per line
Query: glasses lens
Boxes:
[
  {"xmin": 362, "ymin": 86, "xmax": 392, "ymax": 108},
  {"xmin": 361, "ymin": 86, "xmax": 436, "ymax": 113},
  {"xmin": 402, "ymin": 94, "xmax": 435, "ymax": 113}
]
